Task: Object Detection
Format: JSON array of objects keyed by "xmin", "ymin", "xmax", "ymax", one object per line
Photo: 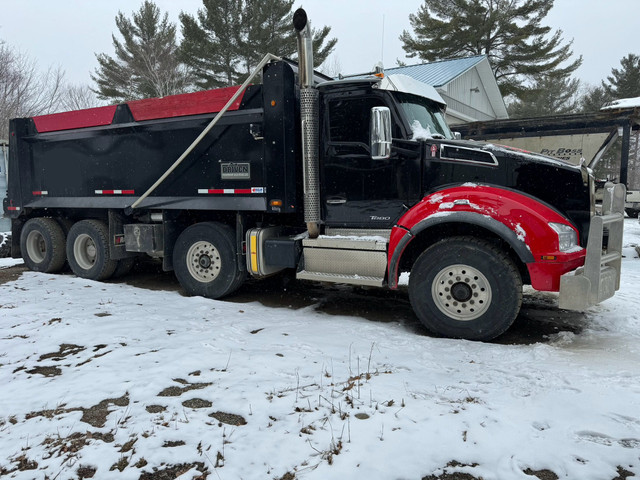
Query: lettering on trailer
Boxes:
[
  {"xmin": 221, "ymin": 163, "xmax": 251, "ymax": 180},
  {"xmin": 540, "ymin": 148, "xmax": 583, "ymax": 162}
]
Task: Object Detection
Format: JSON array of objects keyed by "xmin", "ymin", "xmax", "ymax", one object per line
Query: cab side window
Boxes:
[{"xmin": 328, "ymin": 97, "xmax": 386, "ymax": 144}]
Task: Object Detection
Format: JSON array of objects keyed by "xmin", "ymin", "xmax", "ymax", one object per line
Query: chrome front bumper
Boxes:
[{"xmin": 559, "ymin": 182, "xmax": 626, "ymax": 311}]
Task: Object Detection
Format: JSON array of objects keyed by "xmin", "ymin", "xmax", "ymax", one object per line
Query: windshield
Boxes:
[{"xmin": 393, "ymin": 92, "xmax": 453, "ymax": 140}]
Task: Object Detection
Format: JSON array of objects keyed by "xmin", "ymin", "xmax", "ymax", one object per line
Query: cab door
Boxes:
[{"xmin": 321, "ymin": 94, "xmax": 420, "ymax": 228}]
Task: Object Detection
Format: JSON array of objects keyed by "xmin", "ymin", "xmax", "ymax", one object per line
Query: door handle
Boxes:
[{"xmin": 326, "ymin": 197, "xmax": 347, "ymax": 205}]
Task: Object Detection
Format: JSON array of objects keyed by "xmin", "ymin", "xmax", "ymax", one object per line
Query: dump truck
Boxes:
[{"xmin": 2, "ymin": 9, "xmax": 626, "ymax": 340}]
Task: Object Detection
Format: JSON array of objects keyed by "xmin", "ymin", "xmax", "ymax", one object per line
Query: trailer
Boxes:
[{"xmin": 2, "ymin": 9, "xmax": 626, "ymax": 340}]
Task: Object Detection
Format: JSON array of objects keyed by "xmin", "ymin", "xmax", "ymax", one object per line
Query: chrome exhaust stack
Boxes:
[{"xmin": 293, "ymin": 8, "xmax": 320, "ymax": 239}]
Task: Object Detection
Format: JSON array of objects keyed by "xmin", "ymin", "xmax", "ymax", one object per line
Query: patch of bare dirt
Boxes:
[
  {"xmin": 38, "ymin": 343, "xmax": 85, "ymax": 361},
  {"xmin": 25, "ymin": 365, "xmax": 62, "ymax": 377},
  {"xmin": 182, "ymin": 398, "xmax": 212, "ymax": 409},
  {"xmin": 422, "ymin": 461, "xmax": 481, "ymax": 480},
  {"xmin": 77, "ymin": 465, "xmax": 97, "ymax": 478},
  {"xmin": 145, "ymin": 405, "xmax": 166, "ymax": 414},
  {"xmin": 157, "ymin": 379, "xmax": 212, "ymax": 397},
  {"xmin": 208, "ymin": 411, "xmax": 247, "ymax": 426},
  {"xmin": 25, "ymin": 394, "xmax": 129, "ymax": 428},
  {"xmin": 0, "ymin": 264, "xmax": 26, "ymax": 285},
  {"xmin": 138, "ymin": 462, "xmax": 208, "ymax": 480},
  {"xmin": 80, "ymin": 394, "xmax": 130, "ymax": 428}
]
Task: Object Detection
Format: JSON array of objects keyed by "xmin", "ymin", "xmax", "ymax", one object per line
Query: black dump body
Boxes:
[{"xmin": 4, "ymin": 62, "xmax": 300, "ymax": 219}]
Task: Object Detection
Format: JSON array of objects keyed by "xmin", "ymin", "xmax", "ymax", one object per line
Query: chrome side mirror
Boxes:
[{"xmin": 370, "ymin": 106, "xmax": 392, "ymax": 160}]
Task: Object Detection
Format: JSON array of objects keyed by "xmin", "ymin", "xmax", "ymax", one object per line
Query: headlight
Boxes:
[{"xmin": 549, "ymin": 222, "xmax": 578, "ymax": 252}]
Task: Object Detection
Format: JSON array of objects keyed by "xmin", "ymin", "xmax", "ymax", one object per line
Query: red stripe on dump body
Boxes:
[
  {"xmin": 32, "ymin": 105, "xmax": 118, "ymax": 133},
  {"xmin": 127, "ymin": 86, "xmax": 245, "ymax": 122},
  {"xmin": 31, "ymin": 85, "xmax": 245, "ymax": 133}
]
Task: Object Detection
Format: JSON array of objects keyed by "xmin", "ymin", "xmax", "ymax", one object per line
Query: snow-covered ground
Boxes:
[{"xmin": 1, "ymin": 221, "xmax": 639, "ymax": 480}]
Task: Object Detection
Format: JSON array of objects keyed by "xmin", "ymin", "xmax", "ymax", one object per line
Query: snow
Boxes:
[
  {"xmin": 1, "ymin": 221, "xmax": 640, "ymax": 479},
  {"xmin": 410, "ymin": 120, "xmax": 436, "ymax": 141},
  {"xmin": 601, "ymin": 96, "xmax": 640, "ymax": 110}
]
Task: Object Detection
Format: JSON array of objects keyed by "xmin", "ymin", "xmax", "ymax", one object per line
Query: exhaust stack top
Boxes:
[
  {"xmin": 293, "ymin": 8, "xmax": 315, "ymax": 89},
  {"xmin": 293, "ymin": 8, "xmax": 321, "ymax": 239}
]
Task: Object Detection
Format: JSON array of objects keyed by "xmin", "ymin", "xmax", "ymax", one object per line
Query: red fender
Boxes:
[{"xmin": 388, "ymin": 185, "xmax": 585, "ymax": 292}]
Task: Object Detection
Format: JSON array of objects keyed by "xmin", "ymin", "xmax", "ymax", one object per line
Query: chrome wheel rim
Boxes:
[
  {"xmin": 74, "ymin": 234, "xmax": 97, "ymax": 270},
  {"xmin": 26, "ymin": 230, "xmax": 46, "ymax": 263},
  {"xmin": 186, "ymin": 241, "xmax": 221, "ymax": 283},
  {"xmin": 431, "ymin": 264, "xmax": 491, "ymax": 321}
]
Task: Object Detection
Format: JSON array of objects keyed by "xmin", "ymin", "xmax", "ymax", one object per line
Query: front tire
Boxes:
[
  {"xmin": 66, "ymin": 220, "xmax": 118, "ymax": 281},
  {"xmin": 409, "ymin": 237, "xmax": 522, "ymax": 341},
  {"xmin": 173, "ymin": 222, "xmax": 245, "ymax": 299},
  {"xmin": 20, "ymin": 218, "xmax": 67, "ymax": 273},
  {"xmin": 625, "ymin": 208, "xmax": 639, "ymax": 218}
]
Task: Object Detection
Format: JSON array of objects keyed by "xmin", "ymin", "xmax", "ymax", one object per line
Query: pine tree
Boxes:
[
  {"xmin": 603, "ymin": 53, "xmax": 640, "ymax": 100},
  {"xmin": 179, "ymin": 0, "xmax": 243, "ymax": 89},
  {"xmin": 180, "ymin": 0, "xmax": 337, "ymax": 88},
  {"xmin": 508, "ymin": 74, "xmax": 580, "ymax": 118},
  {"xmin": 92, "ymin": 1, "xmax": 192, "ymax": 102},
  {"xmin": 579, "ymin": 85, "xmax": 612, "ymax": 113},
  {"xmin": 400, "ymin": 0, "xmax": 582, "ymax": 99}
]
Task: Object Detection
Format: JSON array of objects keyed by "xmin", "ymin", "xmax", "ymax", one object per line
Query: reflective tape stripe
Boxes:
[
  {"xmin": 198, "ymin": 187, "xmax": 266, "ymax": 194},
  {"xmin": 32, "ymin": 191, "xmax": 49, "ymax": 195},
  {"xmin": 95, "ymin": 190, "xmax": 135, "ymax": 195}
]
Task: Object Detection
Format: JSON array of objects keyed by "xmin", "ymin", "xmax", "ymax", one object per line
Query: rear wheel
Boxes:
[
  {"xmin": 20, "ymin": 218, "xmax": 66, "ymax": 273},
  {"xmin": 66, "ymin": 220, "xmax": 118, "ymax": 280},
  {"xmin": 173, "ymin": 222, "xmax": 245, "ymax": 299},
  {"xmin": 409, "ymin": 236, "xmax": 522, "ymax": 341}
]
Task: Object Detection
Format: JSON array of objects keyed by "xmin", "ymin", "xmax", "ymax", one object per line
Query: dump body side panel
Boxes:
[{"xmin": 4, "ymin": 62, "xmax": 300, "ymax": 217}]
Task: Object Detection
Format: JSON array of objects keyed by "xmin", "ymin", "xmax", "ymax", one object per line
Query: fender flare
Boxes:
[{"xmin": 388, "ymin": 211, "xmax": 535, "ymax": 288}]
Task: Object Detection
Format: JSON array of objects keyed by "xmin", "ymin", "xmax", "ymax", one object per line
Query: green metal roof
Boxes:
[{"xmin": 385, "ymin": 55, "xmax": 487, "ymax": 87}]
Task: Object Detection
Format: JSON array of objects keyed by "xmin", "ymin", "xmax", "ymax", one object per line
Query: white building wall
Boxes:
[{"xmin": 445, "ymin": 69, "xmax": 496, "ymax": 119}]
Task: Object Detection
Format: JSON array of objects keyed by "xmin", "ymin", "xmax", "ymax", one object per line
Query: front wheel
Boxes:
[
  {"xmin": 409, "ymin": 237, "xmax": 522, "ymax": 341},
  {"xmin": 625, "ymin": 208, "xmax": 639, "ymax": 218},
  {"xmin": 173, "ymin": 222, "xmax": 245, "ymax": 299}
]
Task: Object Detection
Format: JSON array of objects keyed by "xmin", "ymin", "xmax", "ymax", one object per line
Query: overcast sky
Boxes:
[{"xmin": 0, "ymin": 0, "xmax": 637, "ymax": 91}]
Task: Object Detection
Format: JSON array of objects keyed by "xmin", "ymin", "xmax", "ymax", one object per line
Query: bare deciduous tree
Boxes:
[
  {"xmin": 60, "ymin": 84, "xmax": 102, "ymax": 111},
  {"xmin": 0, "ymin": 42, "xmax": 67, "ymax": 139}
]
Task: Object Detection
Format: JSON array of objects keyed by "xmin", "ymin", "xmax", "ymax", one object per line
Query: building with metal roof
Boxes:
[{"xmin": 385, "ymin": 55, "xmax": 508, "ymax": 125}]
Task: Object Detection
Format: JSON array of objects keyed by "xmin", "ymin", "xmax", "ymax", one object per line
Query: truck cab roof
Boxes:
[{"xmin": 318, "ymin": 74, "xmax": 447, "ymax": 109}]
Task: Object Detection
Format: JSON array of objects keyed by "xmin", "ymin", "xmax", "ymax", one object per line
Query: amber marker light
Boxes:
[{"xmin": 270, "ymin": 199, "xmax": 283, "ymax": 207}]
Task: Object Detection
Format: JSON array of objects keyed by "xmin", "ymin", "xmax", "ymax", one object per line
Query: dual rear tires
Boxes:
[
  {"xmin": 66, "ymin": 220, "xmax": 118, "ymax": 280},
  {"xmin": 20, "ymin": 218, "xmax": 124, "ymax": 280},
  {"xmin": 20, "ymin": 218, "xmax": 244, "ymax": 299}
]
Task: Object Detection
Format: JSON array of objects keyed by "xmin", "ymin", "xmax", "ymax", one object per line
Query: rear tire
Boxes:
[
  {"xmin": 409, "ymin": 236, "xmax": 522, "ymax": 341},
  {"xmin": 66, "ymin": 220, "xmax": 118, "ymax": 281},
  {"xmin": 20, "ymin": 218, "xmax": 66, "ymax": 273},
  {"xmin": 625, "ymin": 208, "xmax": 639, "ymax": 218},
  {"xmin": 173, "ymin": 222, "xmax": 245, "ymax": 299}
]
